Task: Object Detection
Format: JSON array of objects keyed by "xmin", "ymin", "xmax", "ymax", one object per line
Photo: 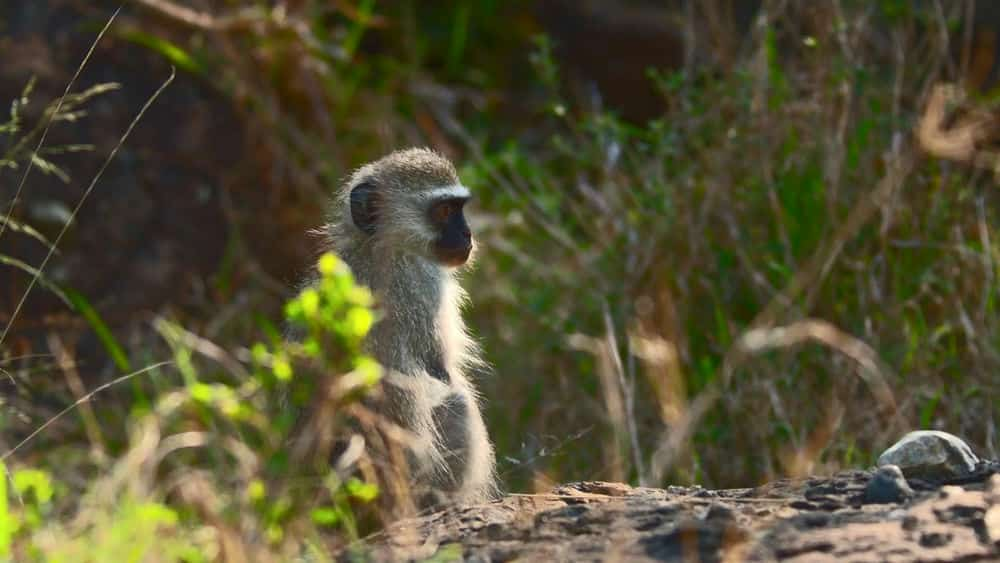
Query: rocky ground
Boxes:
[
  {"xmin": 356, "ymin": 431, "xmax": 1000, "ymax": 562},
  {"xmin": 357, "ymin": 464, "xmax": 1000, "ymax": 562}
]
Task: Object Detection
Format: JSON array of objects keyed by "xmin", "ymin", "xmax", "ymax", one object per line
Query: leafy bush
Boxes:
[{"xmin": 2, "ymin": 253, "xmax": 384, "ymax": 560}]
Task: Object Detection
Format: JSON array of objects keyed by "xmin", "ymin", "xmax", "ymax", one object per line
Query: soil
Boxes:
[{"xmin": 357, "ymin": 463, "xmax": 1000, "ymax": 562}]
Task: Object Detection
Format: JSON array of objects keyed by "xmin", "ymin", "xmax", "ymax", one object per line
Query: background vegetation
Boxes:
[{"xmin": 2, "ymin": 0, "xmax": 1000, "ymax": 559}]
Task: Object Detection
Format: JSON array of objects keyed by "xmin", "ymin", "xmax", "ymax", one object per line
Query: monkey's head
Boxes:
[{"xmin": 343, "ymin": 148, "xmax": 474, "ymax": 267}]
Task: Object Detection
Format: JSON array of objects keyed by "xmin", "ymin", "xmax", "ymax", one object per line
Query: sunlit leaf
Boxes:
[
  {"xmin": 310, "ymin": 507, "xmax": 342, "ymax": 526},
  {"xmin": 272, "ymin": 354, "xmax": 293, "ymax": 381},
  {"xmin": 345, "ymin": 478, "xmax": 378, "ymax": 502},
  {"xmin": 13, "ymin": 469, "xmax": 53, "ymax": 505},
  {"xmin": 300, "ymin": 288, "xmax": 320, "ymax": 318},
  {"xmin": 345, "ymin": 307, "xmax": 374, "ymax": 338},
  {"xmin": 317, "ymin": 252, "xmax": 340, "ymax": 276},
  {"xmin": 118, "ymin": 30, "xmax": 203, "ymax": 74}
]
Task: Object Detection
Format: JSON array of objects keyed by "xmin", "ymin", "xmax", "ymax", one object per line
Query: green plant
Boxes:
[
  {"xmin": 464, "ymin": 2, "xmax": 998, "ymax": 490},
  {"xmin": 3, "ymin": 252, "xmax": 383, "ymax": 560}
]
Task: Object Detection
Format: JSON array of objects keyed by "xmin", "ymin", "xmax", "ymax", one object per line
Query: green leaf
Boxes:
[
  {"xmin": 299, "ymin": 288, "xmax": 320, "ymax": 318},
  {"xmin": 12, "ymin": 469, "xmax": 53, "ymax": 505},
  {"xmin": 317, "ymin": 252, "xmax": 340, "ymax": 277},
  {"xmin": 354, "ymin": 357, "xmax": 381, "ymax": 386},
  {"xmin": 345, "ymin": 307, "xmax": 374, "ymax": 338},
  {"xmin": 272, "ymin": 354, "xmax": 293, "ymax": 382},
  {"xmin": 345, "ymin": 478, "xmax": 378, "ymax": 502},
  {"xmin": 0, "ymin": 462, "xmax": 10, "ymax": 559},
  {"xmin": 190, "ymin": 382, "xmax": 214, "ymax": 403},
  {"xmin": 118, "ymin": 30, "xmax": 203, "ymax": 74},
  {"xmin": 134, "ymin": 502, "xmax": 178, "ymax": 526},
  {"xmin": 247, "ymin": 480, "xmax": 266, "ymax": 502},
  {"xmin": 310, "ymin": 507, "xmax": 342, "ymax": 526},
  {"xmin": 251, "ymin": 342, "xmax": 269, "ymax": 363},
  {"xmin": 64, "ymin": 287, "xmax": 132, "ymax": 373}
]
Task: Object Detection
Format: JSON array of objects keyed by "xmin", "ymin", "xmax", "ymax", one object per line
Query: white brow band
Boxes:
[{"xmin": 422, "ymin": 185, "xmax": 471, "ymax": 200}]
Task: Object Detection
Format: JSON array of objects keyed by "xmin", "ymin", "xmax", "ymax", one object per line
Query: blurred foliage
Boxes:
[
  {"xmin": 2, "ymin": 253, "xmax": 383, "ymax": 560},
  {"xmin": 460, "ymin": 1, "xmax": 1000, "ymax": 488}
]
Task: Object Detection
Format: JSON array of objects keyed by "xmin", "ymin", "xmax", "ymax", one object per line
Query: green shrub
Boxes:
[
  {"xmin": 2, "ymin": 253, "xmax": 383, "ymax": 560},
  {"xmin": 467, "ymin": 3, "xmax": 999, "ymax": 489}
]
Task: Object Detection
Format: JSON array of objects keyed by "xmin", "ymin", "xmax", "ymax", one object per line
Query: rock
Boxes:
[
  {"xmin": 864, "ymin": 465, "xmax": 914, "ymax": 504},
  {"xmin": 877, "ymin": 431, "xmax": 979, "ymax": 481}
]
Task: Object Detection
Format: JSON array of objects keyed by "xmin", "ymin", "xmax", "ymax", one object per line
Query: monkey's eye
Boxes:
[{"xmin": 430, "ymin": 201, "xmax": 456, "ymax": 223}]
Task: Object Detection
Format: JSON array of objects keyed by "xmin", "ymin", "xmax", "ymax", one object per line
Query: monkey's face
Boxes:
[
  {"xmin": 349, "ymin": 179, "xmax": 475, "ymax": 268},
  {"xmin": 426, "ymin": 196, "xmax": 473, "ymax": 267}
]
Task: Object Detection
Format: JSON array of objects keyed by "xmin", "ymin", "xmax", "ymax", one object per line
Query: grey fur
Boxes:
[{"xmin": 323, "ymin": 148, "xmax": 497, "ymax": 506}]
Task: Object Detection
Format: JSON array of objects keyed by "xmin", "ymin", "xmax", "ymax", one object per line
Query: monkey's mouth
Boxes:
[{"xmin": 434, "ymin": 244, "xmax": 472, "ymax": 267}]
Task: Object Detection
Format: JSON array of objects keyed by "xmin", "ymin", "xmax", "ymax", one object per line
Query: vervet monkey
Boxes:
[{"xmin": 323, "ymin": 148, "xmax": 496, "ymax": 506}]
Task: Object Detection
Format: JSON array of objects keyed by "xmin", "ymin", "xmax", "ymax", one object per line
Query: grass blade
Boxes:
[{"xmin": 64, "ymin": 287, "xmax": 131, "ymax": 373}]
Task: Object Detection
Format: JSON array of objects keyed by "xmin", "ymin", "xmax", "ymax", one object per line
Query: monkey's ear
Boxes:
[{"xmin": 350, "ymin": 181, "xmax": 379, "ymax": 235}]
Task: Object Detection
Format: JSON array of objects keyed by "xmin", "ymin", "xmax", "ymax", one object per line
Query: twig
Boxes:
[
  {"xmin": 133, "ymin": 0, "xmax": 249, "ymax": 31},
  {"xmin": 603, "ymin": 303, "xmax": 646, "ymax": 486},
  {"xmin": 47, "ymin": 333, "xmax": 107, "ymax": 456}
]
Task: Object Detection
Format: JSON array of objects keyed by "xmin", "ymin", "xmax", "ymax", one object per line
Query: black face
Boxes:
[{"xmin": 427, "ymin": 197, "xmax": 472, "ymax": 266}]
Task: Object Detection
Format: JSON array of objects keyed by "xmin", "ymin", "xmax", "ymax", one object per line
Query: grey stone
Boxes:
[
  {"xmin": 877, "ymin": 431, "xmax": 979, "ymax": 480},
  {"xmin": 864, "ymin": 465, "xmax": 914, "ymax": 504}
]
